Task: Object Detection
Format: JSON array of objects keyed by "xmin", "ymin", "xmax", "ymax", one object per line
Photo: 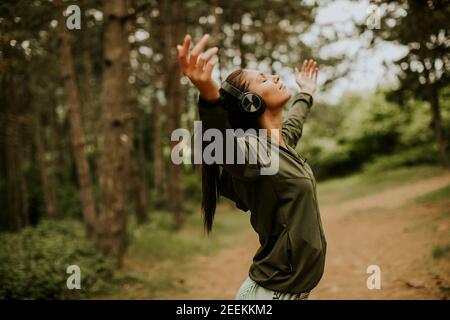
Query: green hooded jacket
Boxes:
[{"xmin": 197, "ymin": 91, "xmax": 327, "ymax": 294}]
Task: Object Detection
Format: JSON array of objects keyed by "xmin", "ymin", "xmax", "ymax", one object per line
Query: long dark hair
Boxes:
[{"xmin": 201, "ymin": 69, "xmax": 260, "ymax": 234}]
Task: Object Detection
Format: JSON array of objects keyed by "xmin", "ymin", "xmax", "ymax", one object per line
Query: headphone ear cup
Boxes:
[{"xmin": 240, "ymin": 93, "xmax": 266, "ymax": 118}]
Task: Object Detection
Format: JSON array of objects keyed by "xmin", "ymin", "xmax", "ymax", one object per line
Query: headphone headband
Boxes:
[{"xmin": 220, "ymin": 81, "xmax": 244, "ymax": 100}]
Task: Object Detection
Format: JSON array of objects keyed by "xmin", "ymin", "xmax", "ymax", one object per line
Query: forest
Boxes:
[{"xmin": 0, "ymin": 0, "xmax": 449, "ymax": 299}]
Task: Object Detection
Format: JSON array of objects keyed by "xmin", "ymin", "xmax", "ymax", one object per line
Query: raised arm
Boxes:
[
  {"xmin": 177, "ymin": 34, "xmax": 220, "ymax": 101},
  {"xmin": 176, "ymin": 34, "xmax": 260, "ymax": 181},
  {"xmin": 282, "ymin": 59, "xmax": 319, "ymax": 149},
  {"xmin": 177, "ymin": 33, "xmax": 228, "ymax": 132},
  {"xmin": 282, "ymin": 92, "xmax": 314, "ymax": 149}
]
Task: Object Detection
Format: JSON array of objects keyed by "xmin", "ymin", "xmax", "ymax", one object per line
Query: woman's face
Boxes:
[{"xmin": 244, "ymin": 69, "xmax": 292, "ymax": 110}]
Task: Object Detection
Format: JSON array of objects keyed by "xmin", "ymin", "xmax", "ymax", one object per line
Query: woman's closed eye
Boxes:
[{"xmin": 259, "ymin": 73, "xmax": 267, "ymax": 82}]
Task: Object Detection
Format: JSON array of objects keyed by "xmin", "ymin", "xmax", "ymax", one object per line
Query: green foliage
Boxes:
[
  {"xmin": 127, "ymin": 208, "xmax": 249, "ymax": 262},
  {"xmin": 0, "ymin": 220, "xmax": 115, "ymax": 299},
  {"xmin": 362, "ymin": 145, "xmax": 440, "ymax": 172},
  {"xmin": 301, "ymin": 88, "xmax": 450, "ymax": 180},
  {"xmin": 56, "ymin": 183, "xmax": 82, "ymax": 220},
  {"xmin": 182, "ymin": 170, "xmax": 202, "ymax": 204},
  {"xmin": 318, "ymin": 165, "xmax": 444, "ymax": 204}
]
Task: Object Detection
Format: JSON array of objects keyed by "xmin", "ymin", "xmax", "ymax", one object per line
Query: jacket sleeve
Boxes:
[
  {"xmin": 197, "ymin": 94, "xmax": 261, "ymax": 182},
  {"xmin": 281, "ymin": 92, "xmax": 314, "ymax": 149}
]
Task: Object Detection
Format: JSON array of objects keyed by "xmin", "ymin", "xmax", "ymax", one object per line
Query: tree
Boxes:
[
  {"xmin": 54, "ymin": 0, "xmax": 98, "ymax": 237},
  {"xmin": 363, "ymin": 0, "xmax": 449, "ymax": 167},
  {"xmin": 96, "ymin": 0, "xmax": 135, "ymax": 265}
]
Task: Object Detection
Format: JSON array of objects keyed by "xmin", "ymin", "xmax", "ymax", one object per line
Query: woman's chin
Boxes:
[{"xmin": 285, "ymin": 88, "xmax": 293, "ymax": 99}]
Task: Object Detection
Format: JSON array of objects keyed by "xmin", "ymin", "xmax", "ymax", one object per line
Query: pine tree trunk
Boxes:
[
  {"xmin": 5, "ymin": 110, "xmax": 23, "ymax": 229},
  {"xmin": 1, "ymin": 73, "xmax": 20, "ymax": 230},
  {"xmin": 55, "ymin": 0, "xmax": 97, "ymax": 237},
  {"xmin": 19, "ymin": 134, "xmax": 29, "ymax": 227},
  {"xmin": 47, "ymin": 87, "xmax": 63, "ymax": 184},
  {"xmin": 152, "ymin": 95, "xmax": 166, "ymax": 207},
  {"xmin": 133, "ymin": 117, "xmax": 148, "ymax": 223},
  {"xmin": 429, "ymin": 86, "xmax": 449, "ymax": 168},
  {"xmin": 96, "ymin": 0, "xmax": 134, "ymax": 265},
  {"xmin": 32, "ymin": 107, "xmax": 58, "ymax": 220},
  {"xmin": 160, "ymin": 0, "xmax": 185, "ymax": 229}
]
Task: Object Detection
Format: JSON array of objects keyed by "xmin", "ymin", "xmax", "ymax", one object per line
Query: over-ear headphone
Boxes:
[{"xmin": 219, "ymin": 81, "xmax": 266, "ymax": 118}]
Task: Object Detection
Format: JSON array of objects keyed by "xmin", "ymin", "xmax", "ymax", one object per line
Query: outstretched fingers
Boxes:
[
  {"xmin": 189, "ymin": 34, "xmax": 210, "ymax": 69},
  {"xmin": 204, "ymin": 55, "xmax": 218, "ymax": 77},
  {"xmin": 310, "ymin": 61, "xmax": 317, "ymax": 78},
  {"xmin": 196, "ymin": 47, "xmax": 218, "ymax": 70},
  {"xmin": 177, "ymin": 34, "xmax": 191, "ymax": 73},
  {"xmin": 299, "ymin": 59, "xmax": 318, "ymax": 80},
  {"xmin": 307, "ymin": 59, "xmax": 314, "ymax": 78},
  {"xmin": 301, "ymin": 60, "xmax": 307, "ymax": 77}
]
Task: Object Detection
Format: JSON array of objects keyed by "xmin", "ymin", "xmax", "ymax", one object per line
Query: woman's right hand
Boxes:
[{"xmin": 177, "ymin": 34, "xmax": 220, "ymax": 101}]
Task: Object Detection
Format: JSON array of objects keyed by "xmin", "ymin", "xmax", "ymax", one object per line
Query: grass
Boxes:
[
  {"xmin": 318, "ymin": 165, "xmax": 445, "ymax": 204},
  {"xmin": 408, "ymin": 180, "xmax": 450, "ymax": 263},
  {"xmin": 415, "ymin": 184, "xmax": 450, "ymax": 204},
  {"xmin": 95, "ymin": 200, "xmax": 251, "ymax": 299},
  {"xmin": 127, "ymin": 201, "xmax": 250, "ymax": 262},
  {"xmin": 432, "ymin": 244, "xmax": 450, "ymax": 259}
]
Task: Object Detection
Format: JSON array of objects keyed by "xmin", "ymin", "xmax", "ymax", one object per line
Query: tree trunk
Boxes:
[
  {"xmin": 32, "ymin": 107, "xmax": 58, "ymax": 220},
  {"xmin": 19, "ymin": 132, "xmax": 30, "ymax": 226},
  {"xmin": 81, "ymin": 48, "xmax": 100, "ymax": 157},
  {"xmin": 160, "ymin": 0, "xmax": 185, "ymax": 229},
  {"xmin": 1, "ymin": 73, "xmax": 31, "ymax": 230},
  {"xmin": 5, "ymin": 110, "xmax": 23, "ymax": 229},
  {"xmin": 47, "ymin": 86, "xmax": 63, "ymax": 184},
  {"xmin": 429, "ymin": 86, "xmax": 449, "ymax": 168},
  {"xmin": 133, "ymin": 117, "xmax": 148, "ymax": 223},
  {"xmin": 96, "ymin": 0, "xmax": 134, "ymax": 265},
  {"xmin": 152, "ymin": 94, "xmax": 166, "ymax": 207},
  {"xmin": 55, "ymin": 0, "xmax": 97, "ymax": 237}
]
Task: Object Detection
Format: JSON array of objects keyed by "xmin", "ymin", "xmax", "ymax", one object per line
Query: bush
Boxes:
[
  {"xmin": 0, "ymin": 220, "xmax": 115, "ymax": 299},
  {"xmin": 362, "ymin": 144, "xmax": 441, "ymax": 173}
]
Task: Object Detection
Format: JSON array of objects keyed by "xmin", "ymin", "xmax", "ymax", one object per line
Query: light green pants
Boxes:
[{"xmin": 235, "ymin": 276, "xmax": 310, "ymax": 300}]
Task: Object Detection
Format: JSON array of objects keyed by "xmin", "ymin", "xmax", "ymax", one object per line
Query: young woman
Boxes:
[{"xmin": 176, "ymin": 34, "xmax": 327, "ymax": 300}]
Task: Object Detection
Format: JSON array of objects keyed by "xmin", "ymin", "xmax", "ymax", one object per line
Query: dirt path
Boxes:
[{"xmin": 158, "ymin": 173, "xmax": 450, "ymax": 300}]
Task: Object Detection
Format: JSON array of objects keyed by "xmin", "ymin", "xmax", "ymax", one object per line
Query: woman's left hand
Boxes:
[{"xmin": 294, "ymin": 59, "xmax": 318, "ymax": 96}]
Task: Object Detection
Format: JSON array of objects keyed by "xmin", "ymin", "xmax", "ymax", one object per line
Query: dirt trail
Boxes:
[{"xmin": 158, "ymin": 173, "xmax": 450, "ymax": 299}]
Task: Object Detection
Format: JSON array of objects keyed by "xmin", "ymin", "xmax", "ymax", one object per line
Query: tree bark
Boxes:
[
  {"xmin": 55, "ymin": 0, "xmax": 97, "ymax": 237},
  {"xmin": 19, "ymin": 132, "xmax": 30, "ymax": 227},
  {"xmin": 1, "ymin": 73, "xmax": 31, "ymax": 230},
  {"xmin": 429, "ymin": 85, "xmax": 449, "ymax": 168},
  {"xmin": 152, "ymin": 94, "xmax": 166, "ymax": 207},
  {"xmin": 32, "ymin": 107, "xmax": 58, "ymax": 220},
  {"xmin": 5, "ymin": 111, "xmax": 24, "ymax": 229},
  {"xmin": 160, "ymin": 0, "xmax": 185, "ymax": 228},
  {"xmin": 133, "ymin": 117, "xmax": 148, "ymax": 223},
  {"xmin": 47, "ymin": 86, "xmax": 64, "ymax": 184},
  {"xmin": 96, "ymin": 0, "xmax": 134, "ymax": 265}
]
